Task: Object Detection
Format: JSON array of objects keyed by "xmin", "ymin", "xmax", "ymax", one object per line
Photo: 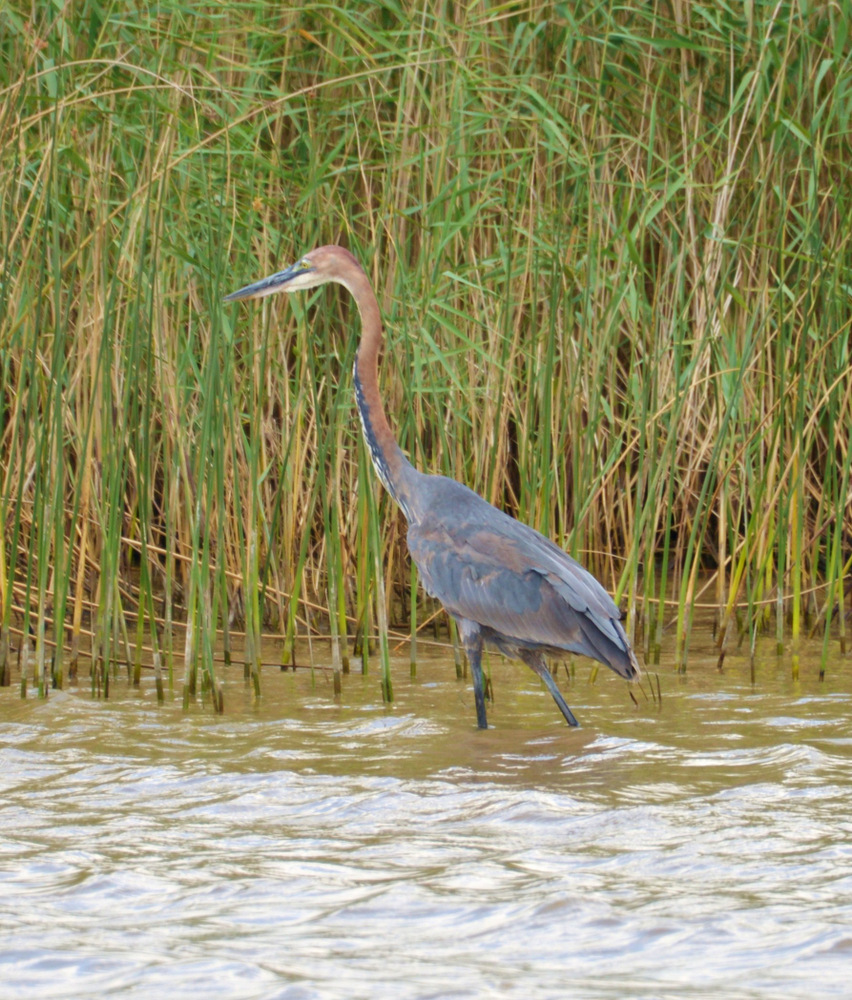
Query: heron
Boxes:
[{"xmin": 226, "ymin": 245, "xmax": 640, "ymax": 727}]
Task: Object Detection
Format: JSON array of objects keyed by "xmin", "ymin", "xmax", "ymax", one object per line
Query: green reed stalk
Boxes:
[
  {"xmin": 316, "ymin": 398, "xmax": 344, "ymax": 695},
  {"xmin": 365, "ymin": 471, "xmax": 393, "ymax": 705},
  {"xmin": 327, "ymin": 493, "xmax": 343, "ymax": 698},
  {"xmin": 355, "ymin": 442, "xmax": 372, "ymax": 674}
]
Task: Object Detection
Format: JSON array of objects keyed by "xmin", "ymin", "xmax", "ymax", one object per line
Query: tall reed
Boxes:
[{"xmin": 1, "ymin": 0, "xmax": 851, "ymax": 703}]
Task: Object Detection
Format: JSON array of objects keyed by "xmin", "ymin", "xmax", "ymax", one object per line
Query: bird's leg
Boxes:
[
  {"xmin": 523, "ymin": 652, "xmax": 579, "ymax": 727},
  {"xmin": 456, "ymin": 618, "xmax": 488, "ymax": 729}
]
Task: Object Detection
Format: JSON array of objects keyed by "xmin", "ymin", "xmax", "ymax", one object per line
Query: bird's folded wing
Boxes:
[{"xmin": 407, "ymin": 517, "xmax": 627, "ymax": 661}]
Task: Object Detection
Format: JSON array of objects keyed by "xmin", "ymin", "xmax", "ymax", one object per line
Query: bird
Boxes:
[{"xmin": 226, "ymin": 245, "xmax": 640, "ymax": 728}]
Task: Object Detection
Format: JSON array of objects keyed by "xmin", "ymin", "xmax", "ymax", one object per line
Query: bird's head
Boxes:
[{"xmin": 224, "ymin": 245, "xmax": 360, "ymax": 302}]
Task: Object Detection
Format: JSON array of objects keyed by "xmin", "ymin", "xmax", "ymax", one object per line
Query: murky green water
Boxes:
[{"xmin": 1, "ymin": 637, "xmax": 851, "ymax": 999}]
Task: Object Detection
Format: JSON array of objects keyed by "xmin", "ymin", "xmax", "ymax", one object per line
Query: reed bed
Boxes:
[{"xmin": 2, "ymin": 0, "xmax": 851, "ymax": 705}]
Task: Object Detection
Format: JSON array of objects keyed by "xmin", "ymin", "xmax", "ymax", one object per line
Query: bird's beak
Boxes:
[{"xmin": 224, "ymin": 260, "xmax": 314, "ymax": 302}]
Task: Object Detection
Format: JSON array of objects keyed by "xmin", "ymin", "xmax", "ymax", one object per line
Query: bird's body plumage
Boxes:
[
  {"xmin": 227, "ymin": 245, "xmax": 639, "ymax": 727},
  {"xmin": 404, "ymin": 472, "xmax": 634, "ymax": 672}
]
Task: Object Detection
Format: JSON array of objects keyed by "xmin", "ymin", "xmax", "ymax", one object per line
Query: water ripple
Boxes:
[{"xmin": 1, "ymin": 660, "xmax": 852, "ymax": 999}]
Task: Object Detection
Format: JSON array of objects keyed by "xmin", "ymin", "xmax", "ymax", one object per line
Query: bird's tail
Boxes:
[
  {"xmin": 587, "ymin": 615, "xmax": 640, "ymax": 680},
  {"xmin": 624, "ymin": 644, "xmax": 641, "ymax": 679}
]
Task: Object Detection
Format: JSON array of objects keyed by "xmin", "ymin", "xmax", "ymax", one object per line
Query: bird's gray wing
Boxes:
[{"xmin": 407, "ymin": 507, "xmax": 634, "ymax": 674}]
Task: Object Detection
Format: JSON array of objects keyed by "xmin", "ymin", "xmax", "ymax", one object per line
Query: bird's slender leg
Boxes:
[
  {"xmin": 456, "ymin": 618, "xmax": 488, "ymax": 729},
  {"xmin": 522, "ymin": 651, "xmax": 579, "ymax": 727}
]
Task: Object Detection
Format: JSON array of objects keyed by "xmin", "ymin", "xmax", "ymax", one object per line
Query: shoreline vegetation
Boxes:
[{"xmin": 2, "ymin": 1, "xmax": 851, "ymax": 708}]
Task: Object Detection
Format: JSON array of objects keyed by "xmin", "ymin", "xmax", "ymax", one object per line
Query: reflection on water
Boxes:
[{"xmin": 1, "ymin": 637, "xmax": 851, "ymax": 999}]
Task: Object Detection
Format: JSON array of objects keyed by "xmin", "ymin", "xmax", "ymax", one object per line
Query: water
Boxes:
[{"xmin": 1, "ymin": 638, "xmax": 851, "ymax": 999}]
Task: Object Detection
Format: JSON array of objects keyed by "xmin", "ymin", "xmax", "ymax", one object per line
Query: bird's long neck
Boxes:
[{"xmin": 345, "ymin": 265, "xmax": 418, "ymax": 521}]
